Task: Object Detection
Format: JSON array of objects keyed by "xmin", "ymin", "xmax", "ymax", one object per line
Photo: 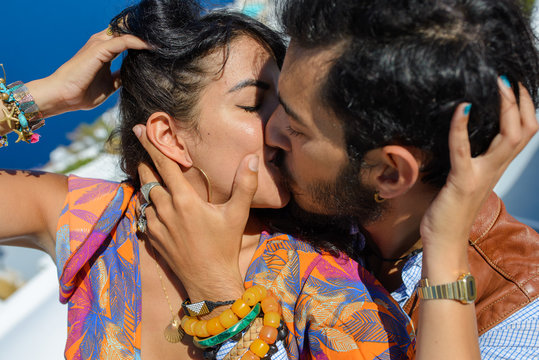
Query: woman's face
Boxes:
[{"xmin": 185, "ymin": 35, "xmax": 290, "ymax": 208}]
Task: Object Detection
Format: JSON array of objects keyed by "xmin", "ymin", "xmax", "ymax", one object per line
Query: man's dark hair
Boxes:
[
  {"xmin": 281, "ymin": 0, "xmax": 539, "ymax": 187},
  {"xmin": 109, "ymin": 0, "xmax": 286, "ymax": 189}
]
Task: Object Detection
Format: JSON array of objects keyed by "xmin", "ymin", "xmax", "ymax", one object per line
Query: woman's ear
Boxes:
[
  {"xmin": 145, "ymin": 112, "xmax": 193, "ymax": 167},
  {"xmin": 366, "ymin": 145, "xmax": 421, "ymax": 199}
]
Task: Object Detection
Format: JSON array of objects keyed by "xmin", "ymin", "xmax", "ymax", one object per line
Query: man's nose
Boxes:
[{"xmin": 265, "ymin": 105, "xmax": 292, "ymax": 152}]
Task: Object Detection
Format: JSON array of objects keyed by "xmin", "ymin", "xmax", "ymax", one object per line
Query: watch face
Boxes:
[{"xmin": 461, "ymin": 274, "xmax": 477, "ymax": 303}]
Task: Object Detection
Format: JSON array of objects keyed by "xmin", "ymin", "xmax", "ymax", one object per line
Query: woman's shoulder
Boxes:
[
  {"xmin": 56, "ymin": 175, "xmax": 137, "ymax": 303},
  {"xmin": 64, "ymin": 175, "xmax": 131, "ymax": 195},
  {"xmin": 60, "ymin": 175, "xmax": 135, "ymax": 228}
]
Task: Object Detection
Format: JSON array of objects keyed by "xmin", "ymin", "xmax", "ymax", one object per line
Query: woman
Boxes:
[
  {"xmin": 1, "ymin": 1, "xmax": 411, "ymax": 359},
  {"xmin": 0, "ymin": 1, "xmax": 535, "ymax": 360},
  {"xmin": 1, "ymin": 1, "xmax": 288, "ymax": 359}
]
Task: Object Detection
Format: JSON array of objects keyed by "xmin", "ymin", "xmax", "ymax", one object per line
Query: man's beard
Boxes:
[
  {"xmin": 279, "ymin": 152, "xmax": 385, "ymax": 226},
  {"xmin": 261, "ymin": 153, "xmax": 384, "ymax": 260}
]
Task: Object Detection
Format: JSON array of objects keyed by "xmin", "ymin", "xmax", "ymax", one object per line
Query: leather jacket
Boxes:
[{"xmin": 403, "ymin": 192, "xmax": 539, "ymax": 335}]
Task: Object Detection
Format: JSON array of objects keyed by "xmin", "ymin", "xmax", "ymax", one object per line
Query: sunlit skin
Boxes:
[
  {"xmin": 185, "ymin": 36, "xmax": 289, "ymax": 208},
  {"xmin": 265, "ymin": 41, "xmax": 439, "ymax": 273},
  {"xmin": 265, "ymin": 42, "xmax": 350, "ymax": 215},
  {"xmin": 2, "ymin": 20, "xmax": 531, "ymax": 360},
  {"xmin": 140, "ymin": 36, "xmax": 290, "ymax": 359}
]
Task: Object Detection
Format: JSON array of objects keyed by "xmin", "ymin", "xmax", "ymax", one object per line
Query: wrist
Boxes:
[
  {"xmin": 26, "ymin": 76, "xmax": 65, "ymax": 118},
  {"xmin": 422, "ymin": 238, "xmax": 470, "ymax": 285},
  {"xmin": 185, "ymin": 280, "xmax": 245, "ymax": 320},
  {"xmin": 186, "ymin": 279, "xmax": 245, "ymax": 303}
]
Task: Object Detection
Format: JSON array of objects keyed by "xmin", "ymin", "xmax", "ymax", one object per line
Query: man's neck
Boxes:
[{"xmin": 363, "ymin": 184, "xmax": 436, "ymax": 291}]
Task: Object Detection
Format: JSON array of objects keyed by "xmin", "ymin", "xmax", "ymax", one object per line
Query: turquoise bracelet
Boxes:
[
  {"xmin": 0, "ymin": 75, "xmax": 42, "ymax": 145},
  {"xmin": 7, "ymin": 81, "xmax": 45, "ymax": 131},
  {"xmin": 193, "ymin": 303, "xmax": 261, "ymax": 349}
]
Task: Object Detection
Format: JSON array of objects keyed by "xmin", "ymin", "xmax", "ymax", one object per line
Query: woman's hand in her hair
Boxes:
[
  {"xmin": 25, "ymin": 29, "xmax": 148, "ymax": 118},
  {"xmin": 133, "ymin": 124, "xmax": 258, "ymax": 302}
]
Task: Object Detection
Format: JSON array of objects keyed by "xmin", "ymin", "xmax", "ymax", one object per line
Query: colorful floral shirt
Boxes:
[
  {"xmin": 56, "ymin": 176, "xmax": 141, "ymax": 360},
  {"xmin": 243, "ymin": 234, "xmax": 415, "ymax": 359},
  {"xmin": 55, "ymin": 176, "xmax": 415, "ymax": 360}
]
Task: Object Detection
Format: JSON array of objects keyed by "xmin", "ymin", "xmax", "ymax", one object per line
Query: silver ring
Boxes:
[
  {"xmin": 137, "ymin": 203, "xmax": 150, "ymax": 233},
  {"xmin": 141, "ymin": 182, "xmax": 162, "ymax": 204}
]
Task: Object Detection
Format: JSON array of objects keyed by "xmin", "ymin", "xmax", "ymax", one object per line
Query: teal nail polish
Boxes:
[
  {"xmin": 464, "ymin": 104, "xmax": 472, "ymax": 116},
  {"xmin": 500, "ymin": 75, "xmax": 511, "ymax": 88}
]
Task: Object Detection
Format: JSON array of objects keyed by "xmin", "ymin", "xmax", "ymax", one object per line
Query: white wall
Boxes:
[{"xmin": 0, "ymin": 254, "xmax": 67, "ymax": 360}]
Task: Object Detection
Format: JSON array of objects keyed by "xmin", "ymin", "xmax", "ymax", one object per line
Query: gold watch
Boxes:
[{"xmin": 418, "ymin": 273, "xmax": 477, "ymax": 304}]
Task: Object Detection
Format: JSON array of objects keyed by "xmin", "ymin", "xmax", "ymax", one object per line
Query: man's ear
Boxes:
[
  {"xmin": 366, "ymin": 145, "xmax": 421, "ymax": 199},
  {"xmin": 145, "ymin": 112, "xmax": 193, "ymax": 167}
]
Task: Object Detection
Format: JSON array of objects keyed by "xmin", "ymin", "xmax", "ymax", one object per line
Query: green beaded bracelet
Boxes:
[{"xmin": 193, "ymin": 303, "xmax": 261, "ymax": 349}]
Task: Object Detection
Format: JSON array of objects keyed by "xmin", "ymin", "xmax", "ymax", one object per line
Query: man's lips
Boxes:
[
  {"xmin": 266, "ymin": 149, "xmax": 296, "ymax": 194},
  {"xmin": 266, "ymin": 147, "xmax": 281, "ymax": 170}
]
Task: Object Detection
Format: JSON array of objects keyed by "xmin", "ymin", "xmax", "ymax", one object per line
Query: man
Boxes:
[
  {"xmin": 263, "ymin": 0, "xmax": 539, "ymax": 358},
  {"xmin": 135, "ymin": 0, "xmax": 539, "ymax": 358}
]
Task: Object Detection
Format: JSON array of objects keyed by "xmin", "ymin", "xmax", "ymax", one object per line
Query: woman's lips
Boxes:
[{"xmin": 265, "ymin": 148, "xmax": 290, "ymax": 193}]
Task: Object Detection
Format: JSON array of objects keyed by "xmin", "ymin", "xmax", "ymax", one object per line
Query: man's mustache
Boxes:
[{"xmin": 272, "ymin": 149, "xmax": 294, "ymax": 193}]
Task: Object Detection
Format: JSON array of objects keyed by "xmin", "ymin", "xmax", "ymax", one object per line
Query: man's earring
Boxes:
[{"xmin": 374, "ymin": 192, "xmax": 386, "ymax": 203}]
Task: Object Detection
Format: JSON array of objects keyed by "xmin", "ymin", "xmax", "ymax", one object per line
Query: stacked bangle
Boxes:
[
  {"xmin": 0, "ymin": 68, "xmax": 44, "ymax": 147},
  {"xmin": 240, "ymin": 294, "xmax": 282, "ymax": 360},
  {"xmin": 193, "ymin": 303, "xmax": 261, "ymax": 348},
  {"xmin": 7, "ymin": 81, "xmax": 45, "ymax": 131},
  {"xmin": 180, "ymin": 285, "xmax": 284, "ymax": 359}
]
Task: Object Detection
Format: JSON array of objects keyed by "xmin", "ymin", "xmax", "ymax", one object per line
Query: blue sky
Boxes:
[{"xmin": 1, "ymin": 0, "xmax": 233, "ymax": 169}]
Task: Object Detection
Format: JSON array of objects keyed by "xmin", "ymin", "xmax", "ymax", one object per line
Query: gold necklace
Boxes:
[{"xmin": 147, "ymin": 244, "xmax": 185, "ymax": 343}]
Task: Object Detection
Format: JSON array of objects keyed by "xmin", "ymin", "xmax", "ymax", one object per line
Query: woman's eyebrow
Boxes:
[{"xmin": 228, "ymin": 79, "xmax": 270, "ymax": 93}]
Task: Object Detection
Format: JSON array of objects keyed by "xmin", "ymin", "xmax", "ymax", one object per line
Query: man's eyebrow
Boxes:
[
  {"xmin": 228, "ymin": 79, "xmax": 270, "ymax": 93},
  {"xmin": 278, "ymin": 93, "xmax": 306, "ymax": 126}
]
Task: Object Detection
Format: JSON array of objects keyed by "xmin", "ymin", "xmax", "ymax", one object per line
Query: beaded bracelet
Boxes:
[
  {"xmin": 239, "ymin": 294, "xmax": 283, "ymax": 360},
  {"xmin": 193, "ymin": 303, "xmax": 261, "ymax": 348},
  {"xmin": 181, "ymin": 285, "xmax": 268, "ymax": 339},
  {"xmin": 0, "ymin": 66, "xmax": 43, "ymax": 147},
  {"xmin": 180, "ymin": 285, "xmax": 283, "ymax": 357}
]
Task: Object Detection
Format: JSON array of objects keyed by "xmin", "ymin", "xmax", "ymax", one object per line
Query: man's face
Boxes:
[{"xmin": 266, "ymin": 42, "xmax": 380, "ymax": 219}]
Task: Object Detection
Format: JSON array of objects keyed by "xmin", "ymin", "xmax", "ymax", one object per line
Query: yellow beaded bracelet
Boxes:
[
  {"xmin": 240, "ymin": 293, "xmax": 283, "ymax": 360},
  {"xmin": 181, "ymin": 285, "xmax": 270, "ymax": 339},
  {"xmin": 180, "ymin": 284, "xmax": 285, "ymax": 359}
]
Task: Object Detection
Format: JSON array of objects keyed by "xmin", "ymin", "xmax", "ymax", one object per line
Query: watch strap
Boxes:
[{"xmin": 418, "ymin": 273, "xmax": 476, "ymax": 304}]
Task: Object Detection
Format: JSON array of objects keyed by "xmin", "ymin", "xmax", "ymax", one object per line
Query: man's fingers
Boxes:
[
  {"xmin": 226, "ymin": 155, "xmax": 259, "ymax": 220},
  {"xmin": 133, "ymin": 124, "xmax": 191, "ymax": 193},
  {"xmin": 448, "ymin": 103, "xmax": 472, "ymax": 176}
]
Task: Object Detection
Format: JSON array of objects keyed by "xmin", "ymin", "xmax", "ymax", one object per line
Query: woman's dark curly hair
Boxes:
[{"xmin": 109, "ymin": 0, "xmax": 285, "ymax": 189}]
